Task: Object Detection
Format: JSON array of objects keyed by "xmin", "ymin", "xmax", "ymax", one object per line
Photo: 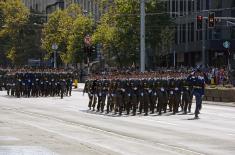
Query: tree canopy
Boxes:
[
  {"xmin": 41, "ymin": 4, "xmax": 94, "ymax": 65},
  {"xmin": 0, "ymin": 1, "xmax": 175, "ymax": 68},
  {"xmin": 0, "ymin": 0, "xmax": 45, "ymax": 65},
  {"xmin": 92, "ymin": 0, "xmax": 174, "ymax": 68}
]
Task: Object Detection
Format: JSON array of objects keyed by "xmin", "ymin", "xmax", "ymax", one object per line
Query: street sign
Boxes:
[
  {"xmin": 52, "ymin": 43, "xmax": 58, "ymax": 50},
  {"xmin": 223, "ymin": 41, "xmax": 230, "ymax": 49}
]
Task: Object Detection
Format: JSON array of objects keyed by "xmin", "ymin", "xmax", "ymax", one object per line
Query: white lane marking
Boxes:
[
  {"xmin": 138, "ymin": 118, "xmax": 178, "ymax": 126},
  {"xmin": 0, "ymin": 136, "xmax": 19, "ymax": 141},
  {"xmin": 227, "ymin": 133, "xmax": 235, "ymax": 136},
  {"xmin": 0, "ymin": 146, "xmax": 57, "ymax": 155}
]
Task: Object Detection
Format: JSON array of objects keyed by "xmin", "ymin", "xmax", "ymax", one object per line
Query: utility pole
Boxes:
[
  {"xmin": 202, "ymin": 16, "xmax": 206, "ymax": 68},
  {"xmin": 52, "ymin": 43, "xmax": 58, "ymax": 68},
  {"xmin": 53, "ymin": 51, "xmax": 57, "ymax": 68},
  {"xmin": 173, "ymin": 50, "xmax": 176, "ymax": 68},
  {"xmin": 140, "ymin": 0, "xmax": 145, "ymax": 72}
]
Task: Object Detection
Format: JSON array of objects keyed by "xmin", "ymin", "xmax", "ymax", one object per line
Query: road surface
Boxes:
[{"xmin": 0, "ymin": 90, "xmax": 234, "ymax": 155}]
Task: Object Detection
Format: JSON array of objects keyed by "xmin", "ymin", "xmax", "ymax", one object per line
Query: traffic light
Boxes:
[
  {"xmin": 91, "ymin": 46, "xmax": 96, "ymax": 53},
  {"xmin": 91, "ymin": 46, "xmax": 97, "ymax": 61},
  {"xmin": 208, "ymin": 12, "xmax": 215, "ymax": 28},
  {"xmin": 197, "ymin": 15, "xmax": 203, "ymax": 30}
]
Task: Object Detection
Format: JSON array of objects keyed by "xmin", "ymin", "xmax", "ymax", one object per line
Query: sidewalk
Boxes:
[{"xmin": 203, "ymin": 100, "xmax": 235, "ymax": 107}]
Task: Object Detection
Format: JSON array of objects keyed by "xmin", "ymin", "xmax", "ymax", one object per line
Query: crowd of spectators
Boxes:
[
  {"xmin": 204, "ymin": 67, "xmax": 229, "ymax": 86},
  {"xmin": 90, "ymin": 66, "xmax": 232, "ymax": 87}
]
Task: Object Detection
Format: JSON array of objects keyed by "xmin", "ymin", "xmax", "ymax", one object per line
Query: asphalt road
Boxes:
[{"xmin": 0, "ymin": 90, "xmax": 234, "ymax": 155}]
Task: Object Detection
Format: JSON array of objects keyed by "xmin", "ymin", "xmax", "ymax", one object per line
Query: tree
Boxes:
[
  {"xmin": 93, "ymin": 0, "xmax": 174, "ymax": 68},
  {"xmin": 67, "ymin": 15, "xmax": 94, "ymax": 64},
  {"xmin": 41, "ymin": 3, "xmax": 93, "ymax": 65},
  {"xmin": 93, "ymin": 0, "xmax": 140, "ymax": 67},
  {"xmin": 158, "ymin": 26, "xmax": 175, "ymax": 67},
  {"xmin": 0, "ymin": 0, "xmax": 30, "ymax": 65},
  {"xmin": 42, "ymin": 9, "xmax": 72, "ymax": 65}
]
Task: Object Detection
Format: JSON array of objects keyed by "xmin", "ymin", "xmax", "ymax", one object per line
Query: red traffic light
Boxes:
[
  {"xmin": 197, "ymin": 15, "xmax": 203, "ymax": 21},
  {"xmin": 197, "ymin": 16, "xmax": 203, "ymax": 30}
]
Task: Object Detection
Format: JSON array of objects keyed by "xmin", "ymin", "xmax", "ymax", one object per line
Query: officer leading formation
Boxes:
[
  {"xmin": 83, "ymin": 70, "xmax": 205, "ymax": 119},
  {"xmin": 0, "ymin": 70, "xmax": 73, "ymax": 99}
]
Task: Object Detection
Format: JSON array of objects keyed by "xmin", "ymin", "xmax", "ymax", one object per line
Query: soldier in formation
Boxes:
[
  {"xmin": 84, "ymin": 70, "xmax": 205, "ymax": 118},
  {"xmin": 0, "ymin": 71, "xmax": 74, "ymax": 99}
]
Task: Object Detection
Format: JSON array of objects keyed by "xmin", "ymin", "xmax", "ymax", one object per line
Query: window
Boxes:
[
  {"xmin": 180, "ymin": 0, "xmax": 183, "ymax": 16},
  {"xmin": 206, "ymin": 0, "xmax": 209, "ymax": 10},
  {"xmin": 231, "ymin": 27, "xmax": 235, "ymax": 40},
  {"xmin": 183, "ymin": 24, "xmax": 186, "ymax": 43},
  {"xmin": 192, "ymin": 0, "xmax": 195, "ymax": 12},
  {"xmin": 197, "ymin": 30, "xmax": 202, "ymax": 41},
  {"xmin": 209, "ymin": 29, "xmax": 212, "ymax": 40},
  {"xmin": 232, "ymin": 10, "xmax": 235, "ymax": 17},
  {"xmin": 172, "ymin": 0, "xmax": 176, "ymax": 17},
  {"xmin": 175, "ymin": 26, "xmax": 178, "ymax": 44},
  {"xmin": 180, "ymin": 24, "xmax": 182, "ymax": 43},
  {"xmin": 191, "ymin": 22, "xmax": 194, "ymax": 42},
  {"xmin": 176, "ymin": 0, "xmax": 178, "ymax": 17},
  {"xmin": 214, "ymin": 29, "xmax": 221, "ymax": 40},
  {"xmin": 216, "ymin": 0, "xmax": 222, "ymax": 9},
  {"xmin": 205, "ymin": 20, "xmax": 208, "ymax": 40},
  {"xmin": 197, "ymin": 0, "xmax": 200, "ymax": 11},
  {"xmin": 215, "ymin": 11, "xmax": 222, "ymax": 17},
  {"xmin": 188, "ymin": 23, "xmax": 191, "ymax": 42},
  {"xmin": 201, "ymin": 0, "xmax": 203, "ymax": 10},
  {"xmin": 183, "ymin": 0, "xmax": 186, "ymax": 15},
  {"xmin": 188, "ymin": 0, "xmax": 192, "ymax": 15},
  {"xmin": 35, "ymin": 4, "xmax": 38, "ymax": 11},
  {"xmin": 200, "ymin": 30, "xmax": 202, "ymax": 40},
  {"xmin": 167, "ymin": 0, "xmax": 170, "ymax": 12}
]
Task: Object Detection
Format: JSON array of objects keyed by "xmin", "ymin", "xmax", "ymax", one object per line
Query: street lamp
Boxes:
[
  {"xmin": 52, "ymin": 43, "xmax": 58, "ymax": 68},
  {"xmin": 84, "ymin": 35, "xmax": 92, "ymax": 75},
  {"xmin": 140, "ymin": 0, "xmax": 145, "ymax": 72}
]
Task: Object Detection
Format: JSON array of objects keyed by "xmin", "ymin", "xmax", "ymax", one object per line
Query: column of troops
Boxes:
[
  {"xmin": 83, "ymin": 71, "xmax": 204, "ymax": 116},
  {"xmin": 0, "ymin": 71, "xmax": 74, "ymax": 99}
]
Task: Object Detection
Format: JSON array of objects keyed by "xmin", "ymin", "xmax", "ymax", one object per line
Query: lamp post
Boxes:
[
  {"xmin": 84, "ymin": 35, "xmax": 92, "ymax": 75},
  {"xmin": 140, "ymin": 0, "xmax": 145, "ymax": 72},
  {"xmin": 52, "ymin": 43, "xmax": 58, "ymax": 68}
]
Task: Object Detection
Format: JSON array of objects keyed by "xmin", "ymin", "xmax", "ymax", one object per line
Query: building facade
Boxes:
[
  {"xmin": 65, "ymin": 0, "xmax": 100, "ymax": 21},
  {"xmin": 22, "ymin": 0, "xmax": 101, "ymax": 21},
  {"xmin": 167, "ymin": 0, "xmax": 235, "ymax": 67},
  {"xmin": 21, "ymin": 0, "xmax": 64, "ymax": 14}
]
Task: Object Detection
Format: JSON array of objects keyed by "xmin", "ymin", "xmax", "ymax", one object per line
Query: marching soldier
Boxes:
[
  {"xmin": 182, "ymin": 78, "xmax": 193, "ymax": 114},
  {"xmin": 149, "ymin": 79, "xmax": 158, "ymax": 114},
  {"xmin": 130, "ymin": 79, "xmax": 139, "ymax": 116},
  {"xmin": 91, "ymin": 79, "xmax": 98, "ymax": 111},
  {"xmin": 192, "ymin": 70, "xmax": 205, "ymax": 119},
  {"xmin": 124, "ymin": 79, "xmax": 131, "ymax": 115},
  {"xmin": 157, "ymin": 78, "xmax": 168, "ymax": 115}
]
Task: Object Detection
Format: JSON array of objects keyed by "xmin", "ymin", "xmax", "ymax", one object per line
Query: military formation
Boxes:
[
  {"xmin": 0, "ymin": 69, "xmax": 74, "ymax": 99},
  {"xmin": 84, "ymin": 70, "xmax": 205, "ymax": 118}
]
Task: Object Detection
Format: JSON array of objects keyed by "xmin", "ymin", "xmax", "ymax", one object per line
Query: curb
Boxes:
[{"xmin": 203, "ymin": 102, "xmax": 235, "ymax": 107}]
